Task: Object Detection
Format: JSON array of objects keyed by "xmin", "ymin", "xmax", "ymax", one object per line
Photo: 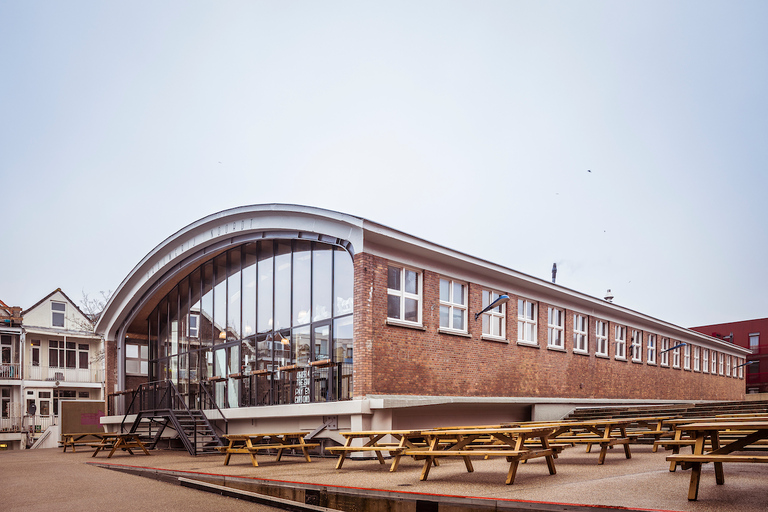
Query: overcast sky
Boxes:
[{"xmin": 2, "ymin": 1, "xmax": 766, "ymax": 328}]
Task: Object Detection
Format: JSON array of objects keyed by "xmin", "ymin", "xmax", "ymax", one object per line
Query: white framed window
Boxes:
[
  {"xmin": 702, "ymin": 348, "xmax": 709, "ymax": 373},
  {"xmin": 573, "ymin": 314, "xmax": 588, "ymax": 354},
  {"xmin": 711, "ymin": 350, "xmax": 718, "ymax": 374},
  {"xmin": 647, "ymin": 334, "xmax": 656, "ymax": 365},
  {"xmin": 481, "ymin": 290, "xmax": 506, "ymax": 340},
  {"xmin": 672, "ymin": 342, "xmax": 681, "ymax": 368},
  {"xmin": 387, "ymin": 265, "xmax": 422, "ymax": 325},
  {"xmin": 726, "ymin": 355, "xmax": 731, "ymax": 377},
  {"xmin": 126, "ymin": 343, "xmax": 149, "ymax": 375},
  {"xmin": 51, "ymin": 302, "xmax": 66, "ymax": 328},
  {"xmin": 614, "ymin": 326, "xmax": 626, "ymax": 360},
  {"xmin": 188, "ymin": 313, "xmax": 200, "ymax": 338},
  {"xmin": 718, "ymin": 352, "xmax": 724, "ymax": 375},
  {"xmin": 517, "ymin": 299, "xmax": 538, "ymax": 345},
  {"xmin": 693, "ymin": 346, "xmax": 700, "ymax": 372},
  {"xmin": 596, "ymin": 320, "xmax": 608, "ymax": 356},
  {"xmin": 660, "ymin": 337, "xmax": 670, "ymax": 367},
  {"xmin": 683, "ymin": 343, "xmax": 691, "ymax": 370},
  {"xmin": 750, "ymin": 333, "xmax": 759, "ymax": 354},
  {"xmin": 547, "ymin": 307, "xmax": 564, "ymax": 349},
  {"xmin": 630, "ymin": 330, "xmax": 642, "ymax": 362},
  {"xmin": 439, "ymin": 278, "xmax": 467, "ymax": 333},
  {"xmin": 738, "ymin": 358, "xmax": 744, "ymax": 378}
]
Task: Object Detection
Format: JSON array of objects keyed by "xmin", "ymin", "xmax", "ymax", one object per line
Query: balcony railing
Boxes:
[
  {"xmin": 0, "ymin": 363, "xmax": 21, "ymax": 380},
  {"xmin": 746, "ymin": 371, "xmax": 768, "ymax": 385},
  {"xmin": 24, "ymin": 365, "xmax": 104, "ymax": 384},
  {"xmin": 0, "ymin": 415, "xmax": 57, "ymax": 433}
]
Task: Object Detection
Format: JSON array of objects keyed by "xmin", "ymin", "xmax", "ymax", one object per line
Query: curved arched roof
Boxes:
[
  {"xmin": 95, "ymin": 203, "xmax": 749, "ymax": 356},
  {"xmin": 95, "ymin": 204, "xmax": 366, "ymax": 340}
]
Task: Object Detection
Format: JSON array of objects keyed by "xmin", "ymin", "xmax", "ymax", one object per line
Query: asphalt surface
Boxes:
[{"xmin": 2, "ymin": 443, "xmax": 767, "ymax": 512}]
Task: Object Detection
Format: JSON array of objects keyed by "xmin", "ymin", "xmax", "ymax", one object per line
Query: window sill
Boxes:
[
  {"xmin": 615, "ymin": 356, "xmax": 627, "ymax": 362},
  {"xmin": 547, "ymin": 345, "xmax": 567, "ymax": 353},
  {"xmin": 517, "ymin": 341, "xmax": 540, "ymax": 349},
  {"xmin": 631, "ymin": 359, "xmax": 643, "ymax": 365},
  {"xmin": 438, "ymin": 328, "xmax": 471, "ymax": 338},
  {"xmin": 647, "ymin": 362, "xmax": 657, "ymax": 366},
  {"xmin": 386, "ymin": 319, "xmax": 426, "ymax": 331},
  {"xmin": 573, "ymin": 349, "xmax": 590, "ymax": 356},
  {"xmin": 595, "ymin": 353, "xmax": 610, "ymax": 359},
  {"xmin": 481, "ymin": 334, "xmax": 508, "ymax": 344}
]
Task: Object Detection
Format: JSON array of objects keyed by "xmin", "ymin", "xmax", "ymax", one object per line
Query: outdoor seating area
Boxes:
[{"xmin": 57, "ymin": 400, "xmax": 768, "ymax": 503}]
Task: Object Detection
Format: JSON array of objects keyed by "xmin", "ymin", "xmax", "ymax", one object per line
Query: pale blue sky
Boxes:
[{"xmin": 1, "ymin": 1, "xmax": 766, "ymax": 327}]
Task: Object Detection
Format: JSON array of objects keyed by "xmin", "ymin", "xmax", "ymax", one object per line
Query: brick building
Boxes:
[
  {"xmin": 690, "ymin": 318, "xmax": 768, "ymax": 394},
  {"xmin": 96, "ymin": 204, "xmax": 749, "ymax": 439}
]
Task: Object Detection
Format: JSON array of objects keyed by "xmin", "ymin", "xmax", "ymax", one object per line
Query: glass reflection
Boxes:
[{"xmin": 146, "ymin": 239, "xmax": 354, "ymax": 409}]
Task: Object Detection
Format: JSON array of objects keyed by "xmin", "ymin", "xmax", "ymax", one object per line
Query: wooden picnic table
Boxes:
[
  {"xmin": 326, "ymin": 430, "xmax": 427, "ymax": 471},
  {"xmin": 666, "ymin": 420, "xmax": 768, "ymax": 501},
  {"xmin": 218, "ymin": 432, "xmax": 319, "ymax": 467},
  {"xmin": 91, "ymin": 433, "xmax": 151, "ymax": 458},
  {"xmin": 60, "ymin": 432, "xmax": 117, "ymax": 453},
  {"xmin": 411, "ymin": 426, "xmax": 558, "ymax": 485},
  {"xmin": 549, "ymin": 418, "xmax": 636, "ymax": 464}
]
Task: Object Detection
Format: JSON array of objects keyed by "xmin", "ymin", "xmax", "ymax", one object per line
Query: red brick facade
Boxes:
[{"xmin": 355, "ymin": 253, "xmax": 744, "ymax": 401}]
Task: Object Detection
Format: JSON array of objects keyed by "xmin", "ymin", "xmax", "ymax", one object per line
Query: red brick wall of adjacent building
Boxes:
[
  {"xmin": 355, "ymin": 254, "xmax": 745, "ymax": 401},
  {"xmin": 691, "ymin": 318, "xmax": 768, "ymax": 394}
]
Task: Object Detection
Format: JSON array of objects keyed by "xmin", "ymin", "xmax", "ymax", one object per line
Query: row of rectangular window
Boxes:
[{"xmin": 386, "ymin": 265, "xmax": 744, "ymax": 378}]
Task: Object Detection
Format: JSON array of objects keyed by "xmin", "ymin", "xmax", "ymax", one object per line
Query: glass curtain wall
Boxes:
[{"xmin": 146, "ymin": 239, "xmax": 353, "ymax": 409}]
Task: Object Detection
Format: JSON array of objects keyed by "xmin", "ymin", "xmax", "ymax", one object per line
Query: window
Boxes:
[
  {"xmin": 672, "ymin": 342, "xmax": 681, "ymax": 368},
  {"xmin": 614, "ymin": 326, "xmax": 626, "ymax": 360},
  {"xmin": 596, "ymin": 321, "xmax": 608, "ymax": 356},
  {"xmin": 31, "ymin": 340, "xmax": 40, "ymax": 366},
  {"xmin": 693, "ymin": 346, "xmax": 700, "ymax": 372},
  {"xmin": 0, "ymin": 335, "xmax": 11, "ymax": 365},
  {"xmin": 51, "ymin": 302, "xmax": 65, "ymax": 328},
  {"xmin": 481, "ymin": 290, "xmax": 506, "ymax": 340},
  {"xmin": 702, "ymin": 348, "xmax": 709, "ymax": 373},
  {"xmin": 726, "ymin": 355, "xmax": 731, "ymax": 377},
  {"xmin": 517, "ymin": 299, "xmax": 537, "ymax": 345},
  {"xmin": 660, "ymin": 337, "xmax": 670, "ymax": 367},
  {"xmin": 718, "ymin": 352, "xmax": 724, "ymax": 375},
  {"xmin": 547, "ymin": 307, "xmax": 564, "ymax": 349},
  {"xmin": 750, "ymin": 333, "xmax": 759, "ymax": 354},
  {"xmin": 711, "ymin": 350, "xmax": 718, "ymax": 374},
  {"xmin": 683, "ymin": 343, "xmax": 691, "ymax": 370},
  {"xmin": 647, "ymin": 334, "xmax": 656, "ymax": 364},
  {"xmin": 573, "ymin": 314, "xmax": 588, "ymax": 353},
  {"xmin": 78, "ymin": 344, "xmax": 89, "ymax": 369},
  {"xmin": 630, "ymin": 330, "xmax": 642, "ymax": 362},
  {"xmin": 439, "ymin": 278, "xmax": 467, "ymax": 332},
  {"xmin": 49, "ymin": 340, "xmax": 60, "ymax": 368},
  {"xmin": 126, "ymin": 344, "xmax": 149, "ymax": 375},
  {"xmin": 188, "ymin": 314, "xmax": 199, "ymax": 338},
  {"xmin": 738, "ymin": 358, "xmax": 744, "ymax": 379},
  {"xmin": 387, "ymin": 265, "xmax": 422, "ymax": 325}
]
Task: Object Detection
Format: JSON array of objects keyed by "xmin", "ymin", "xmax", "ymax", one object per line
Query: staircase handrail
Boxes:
[{"xmin": 198, "ymin": 381, "xmax": 228, "ymax": 436}]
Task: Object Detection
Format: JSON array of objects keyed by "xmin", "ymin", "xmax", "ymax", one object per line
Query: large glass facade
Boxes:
[{"xmin": 145, "ymin": 240, "xmax": 354, "ymax": 409}]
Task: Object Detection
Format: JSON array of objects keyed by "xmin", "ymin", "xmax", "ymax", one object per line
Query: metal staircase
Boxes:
[{"xmin": 122, "ymin": 380, "xmax": 227, "ymax": 456}]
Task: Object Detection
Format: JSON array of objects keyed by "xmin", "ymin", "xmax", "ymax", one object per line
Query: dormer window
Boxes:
[{"xmin": 52, "ymin": 302, "xmax": 66, "ymax": 327}]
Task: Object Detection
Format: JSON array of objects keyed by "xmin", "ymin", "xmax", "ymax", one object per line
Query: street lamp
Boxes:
[{"xmin": 475, "ymin": 295, "xmax": 510, "ymax": 321}]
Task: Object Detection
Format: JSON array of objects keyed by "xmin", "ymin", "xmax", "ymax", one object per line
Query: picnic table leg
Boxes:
[
  {"xmin": 688, "ymin": 462, "xmax": 702, "ymax": 501},
  {"xmin": 107, "ymin": 438, "xmax": 122, "ymax": 458},
  {"xmin": 246, "ymin": 440, "xmax": 260, "ymax": 467},
  {"xmin": 541, "ymin": 437, "xmax": 557, "ymax": 475},
  {"xmin": 223, "ymin": 442, "xmax": 234, "ymax": 465},
  {"xmin": 620, "ymin": 427, "xmax": 632, "ymax": 459},
  {"xmin": 299, "ymin": 441, "xmax": 313, "ymax": 463},
  {"xmin": 506, "ymin": 459, "xmax": 520, "ymax": 485},
  {"xmin": 710, "ymin": 431, "xmax": 724, "ymax": 485}
]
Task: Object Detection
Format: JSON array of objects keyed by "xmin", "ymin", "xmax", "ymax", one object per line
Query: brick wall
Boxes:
[{"xmin": 357, "ymin": 254, "xmax": 744, "ymax": 401}]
